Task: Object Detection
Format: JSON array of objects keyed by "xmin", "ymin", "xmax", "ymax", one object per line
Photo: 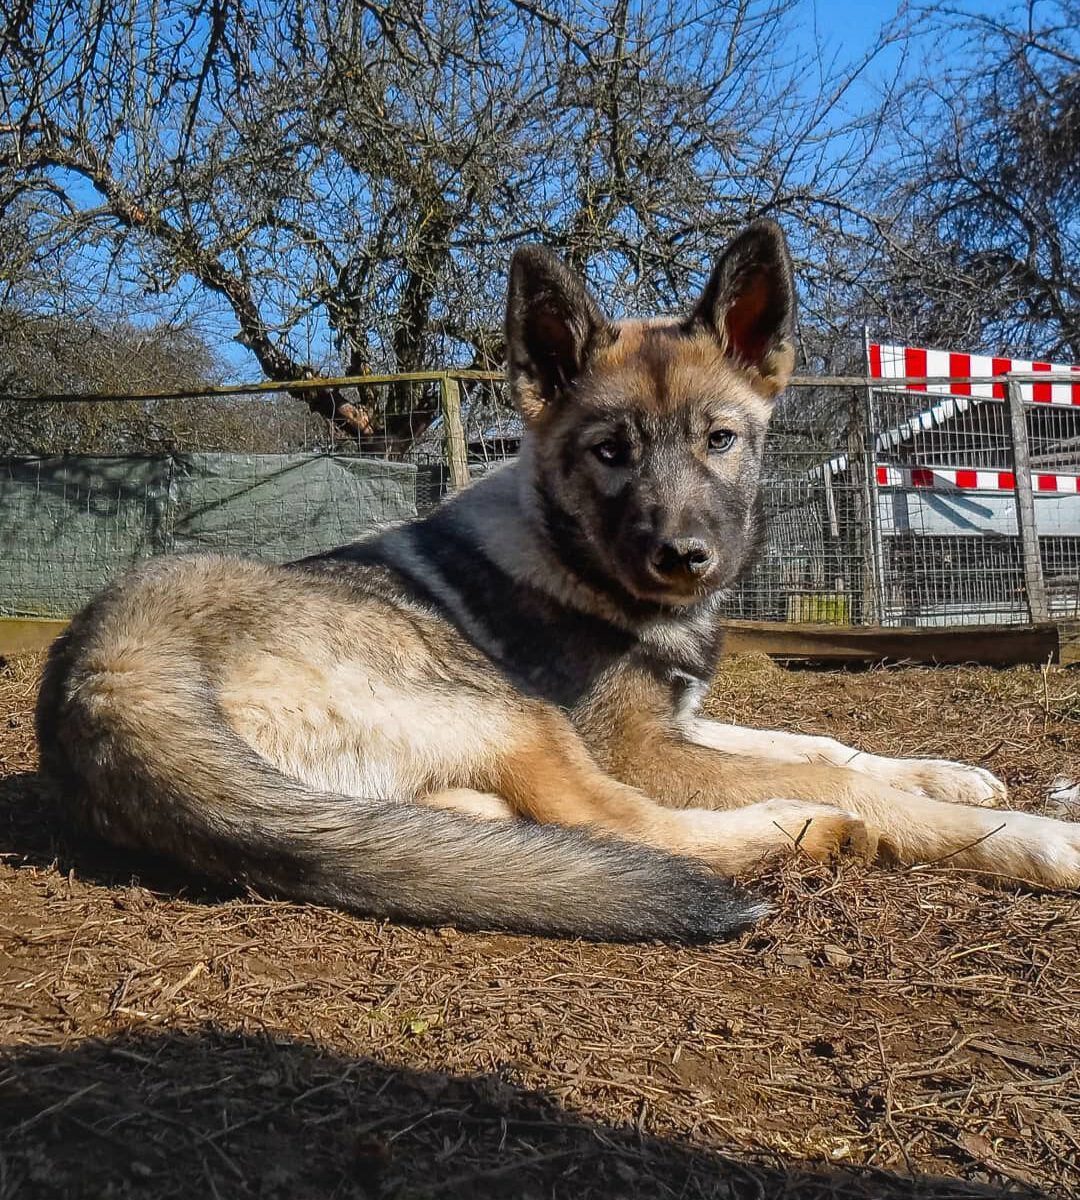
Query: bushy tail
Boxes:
[{"xmin": 36, "ymin": 632, "xmax": 765, "ymax": 943}]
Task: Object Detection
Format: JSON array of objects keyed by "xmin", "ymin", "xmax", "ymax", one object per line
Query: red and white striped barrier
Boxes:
[
  {"xmin": 869, "ymin": 343, "xmax": 1080, "ymax": 404},
  {"xmin": 875, "ymin": 465, "xmax": 1080, "ymax": 492}
]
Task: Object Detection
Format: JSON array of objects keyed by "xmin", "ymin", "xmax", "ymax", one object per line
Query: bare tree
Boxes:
[
  {"xmin": 0, "ymin": 312, "xmax": 256, "ymax": 454},
  {"xmin": 0, "ymin": 311, "xmax": 226, "ymax": 396},
  {"xmin": 1, "ymin": 0, "xmax": 884, "ymax": 453},
  {"xmin": 850, "ymin": 1, "xmax": 1079, "ymax": 360}
]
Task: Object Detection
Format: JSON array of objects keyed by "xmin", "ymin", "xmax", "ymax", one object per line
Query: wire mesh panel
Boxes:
[
  {"xmin": 865, "ymin": 346, "xmax": 1080, "ymax": 625},
  {"xmin": 0, "ymin": 451, "xmax": 420, "ymax": 618},
  {"xmin": 720, "ymin": 460, "xmax": 865, "ymax": 624},
  {"xmin": 408, "ymin": 376, "xmax": 520, "ymax": 508},
  {"xmin": 0, "ymin": 387, "xmax": 433, "ymax": 619},
  {"xmin": 868, "ymin": 385, "xmax": 1027, "ymax": 625},
  {"xmin": 0, "ymin": 376, "xmax": 529, "ymax": 618},
  {"xmin": 719, "ymin": 388, "xmax": 875, "ymax": 625},
  {"xmin": 1024, "ymin": 402, "xmax": 1080, "ymax": 620}
]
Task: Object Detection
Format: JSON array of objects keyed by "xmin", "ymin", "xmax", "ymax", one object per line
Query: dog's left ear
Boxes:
[
  {"xmin": 505, "ymin": 246, "xmax": 616, "ymax": 422},
  {"xmin": 686, "ymin": 220, "xmax": 796, "ymax": 399}
]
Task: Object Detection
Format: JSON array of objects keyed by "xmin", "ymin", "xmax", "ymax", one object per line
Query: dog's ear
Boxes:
[
  {"xmin": 687, "ymin": 220, "xmax": 796, "ymax": 399},
  {"xmin": 505, "ymin": 246, "xmax": 615, "ymax": 421}
]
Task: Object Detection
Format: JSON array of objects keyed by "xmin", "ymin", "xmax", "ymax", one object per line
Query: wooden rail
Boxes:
[
  {"xmin": 0, "ymin": 616, "xmax": 1065, "ymax": 667},
  {"xmin": 0, "ymin": 618, "xmax": 67, "ymax": 655},
  {"xmin": 438, "ymin": 374, "xmax": 470, "ymax": 492},
  {"xmin": 722, "ymin": 620, "xmax": 1060, "ymax": 665},
  {"xmin": 1006, "ymin": 377, "xmax": 1050, "ymax": 622},
  {"xmin": 1, "ymin": 369, "xmax": 1074, "ymax": 406}
]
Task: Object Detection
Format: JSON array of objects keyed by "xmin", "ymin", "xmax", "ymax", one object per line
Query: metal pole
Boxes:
[
  {"xmin": 1006, "ymin": 375, "xmax": 1049, "ymax": 623},
  {"xmin": 861, "ymin": 325, "xmax": 887, "ymax": 625}
]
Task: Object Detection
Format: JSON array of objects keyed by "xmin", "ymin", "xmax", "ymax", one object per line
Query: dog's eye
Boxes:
[
  {"xmin": 592, "ymin": 439, "xmax": 627, "ymax": 466},
  {"xmin": 708, "ymin": 429, "xmax": 737, "ymax": 453}
]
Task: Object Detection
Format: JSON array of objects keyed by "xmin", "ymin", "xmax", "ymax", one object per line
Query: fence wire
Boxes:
[{"xmin": 1, "ymin": 372, "xmax": 1076, "ymax": 626}]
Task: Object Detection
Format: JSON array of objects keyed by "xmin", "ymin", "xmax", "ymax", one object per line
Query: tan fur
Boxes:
[
  {"xmin": 419, "ymin": 789, "xmax": 513, "ymax": 821},
  {"xmin": 590, "ymin": 323, "xmax": 775, "ymax": 419}
]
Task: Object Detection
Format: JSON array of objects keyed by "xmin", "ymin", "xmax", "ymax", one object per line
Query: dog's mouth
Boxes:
[{"xmin": 622, "ymin": 558, "xmax": 727, "ymax": 607}]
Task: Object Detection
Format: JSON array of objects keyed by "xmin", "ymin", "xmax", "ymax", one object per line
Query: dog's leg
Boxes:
[
  {"xmin": 664, "ymin": 797, "xmax": 877, "ymax": 870},
  {"xmin": 837, "ymin": 780, "xmax": 1080, "ymax": 887},
  {"xmin": 425, "ymin": 767, "xmax": 873, "ymax": 871},
  {"xmin": 423, "ymin": 780, "xmax": 870, "ymax": 872},
  {"xmin": 420, "ymin": 788, "xmax": 514, "ymax": 822},
  {"xmin": 684, "ymin": 717, "xmax": 1007, "ymax": 807},
  {"xmin": 741, "ymin": 760, "xmax": 1079, "ymax": 888},
  {"xmin": 579, "ymin": 675, "xmax": 1079, "ymax": 888},
  {"xmin": 614, "ymin": 733, "xmax": 1080, "ymax": 887},
  {"xmin": 217, "ymin": 639, "xmax": 811, "ymax": 874},
  {"xmin": 485, "ymin": 710, "xmax": 874, "ymax": 874}
]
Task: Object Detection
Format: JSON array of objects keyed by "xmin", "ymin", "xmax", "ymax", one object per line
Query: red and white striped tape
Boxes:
[
  {"xmin": 869, "ymin": 343, "xmax": 1080, "ymax": 405},
  {"xmin": 875, "ymin": 465, "xmax": 1080, "ymax": 493}
]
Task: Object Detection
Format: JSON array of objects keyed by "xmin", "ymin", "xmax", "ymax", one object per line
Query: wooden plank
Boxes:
[
  {"xmin": 845, "ymin": 389, "xmax": 875, "ymax": 623},
  {"xmin": 1007, "ymin": 376, "xmax": 1050, "ymax": 623},
  {"xmin": 0, "ymin": 371, "xmax": 456, "ymax": 405},
  {"xmin": 0, "ymin": 618, "xmax": 67, "ymax": 656},
  {"xmin": 0, "ymin": 614, "xmax": 1061, "ymax": 667},
  {"xmin": 721, "ymin": 619, "xmax": 1059, "ymax": 666}
]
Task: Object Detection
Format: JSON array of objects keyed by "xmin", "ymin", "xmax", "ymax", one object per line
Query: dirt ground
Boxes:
[{"xmin": 1, "ymin": 650, "xmax": 1078, "ymax": 1200}]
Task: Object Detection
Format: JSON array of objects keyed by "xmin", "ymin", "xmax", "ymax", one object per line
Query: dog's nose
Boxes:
[{"xmin": 651, "ymin": 538, "xmax": 716, "ymax": 578}]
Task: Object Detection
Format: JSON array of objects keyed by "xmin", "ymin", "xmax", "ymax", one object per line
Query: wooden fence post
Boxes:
[
  {"xmin": 439, "ymin": 373, "xmax": 470, "ymax": 493},
  {"xmin": 1006, "ymin": 376, "xmax": 1049, "ymax": 623}
]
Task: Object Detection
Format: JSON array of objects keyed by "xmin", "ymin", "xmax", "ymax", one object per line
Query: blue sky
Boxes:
[
  {"xmin": 808, "ymin": 0, "xmax": 908, "ymax": 56},
  {"xmin": 206, "ymin": 0, "xmax": 942, "ymax": 381},
  {"xmin": 796, "ymin": 0, "xmax": 922, "ymax": 133}
]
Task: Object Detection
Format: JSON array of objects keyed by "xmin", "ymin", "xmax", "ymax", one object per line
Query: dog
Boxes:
[{"xmin": 35, "ymin": 221, "xmax": 1080, "ymax": 941}]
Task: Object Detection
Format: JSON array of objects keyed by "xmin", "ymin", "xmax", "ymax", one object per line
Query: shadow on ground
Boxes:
[
  {"xmin": 0, "ymin": 1027, "xmax": 1047, "ymax": 1200},
  {"xmin": 0, "ymin": 770, "xmax": 235, "ymax": 901}
]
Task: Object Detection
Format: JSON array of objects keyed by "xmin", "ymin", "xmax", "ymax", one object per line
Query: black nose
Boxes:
[{"xmin": 652, "ymin": 537, "xmax": 716, "ymax": 578}]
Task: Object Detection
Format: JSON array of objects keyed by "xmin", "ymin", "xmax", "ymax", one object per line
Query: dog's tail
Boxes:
[{"xmin": 36, "ymin": 632, "xmax": 765, "ymax": 943}]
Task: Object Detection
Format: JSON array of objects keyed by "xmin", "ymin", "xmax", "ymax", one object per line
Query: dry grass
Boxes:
[{"xmin": 1, "ymin": 650, "xmax": 1078, "ymax": 1199}]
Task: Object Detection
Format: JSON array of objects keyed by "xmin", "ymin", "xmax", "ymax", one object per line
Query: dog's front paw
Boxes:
[
  {"xmin": 1046, "ymin": 776, "xmax": 1080, "ymax": 817},
  {"xmin": 671, "ymin": 801, "xmax": 878, "ymax": 875},
  {"xmin": 763, "ymin": 800, "xmax": 878, "ymax": 864},
  {"xmin": 796, "ymin": 810, "xmax": 878, "ymax": 863},
  {"xmin": 1048, "ymin": 823, "xmax": 1080, "ymax": 889},
  {"xmin": 870, "ymin": 758, "xmax": 1007, "ymax": 807}
]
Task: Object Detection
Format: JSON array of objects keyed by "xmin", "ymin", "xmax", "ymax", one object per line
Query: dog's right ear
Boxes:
[
  {"xmin": 505, "ymin": 246, "xmax": 615, "ymax": 422},
  {"xmin": 686, "ymin": 220, "xmax": 796, "ymax": 400}
]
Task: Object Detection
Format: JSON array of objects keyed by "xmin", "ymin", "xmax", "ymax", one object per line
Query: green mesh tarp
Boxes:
[{"xmin": 0, "ymin": 454, "xmax": 418, "ymax": 618}]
